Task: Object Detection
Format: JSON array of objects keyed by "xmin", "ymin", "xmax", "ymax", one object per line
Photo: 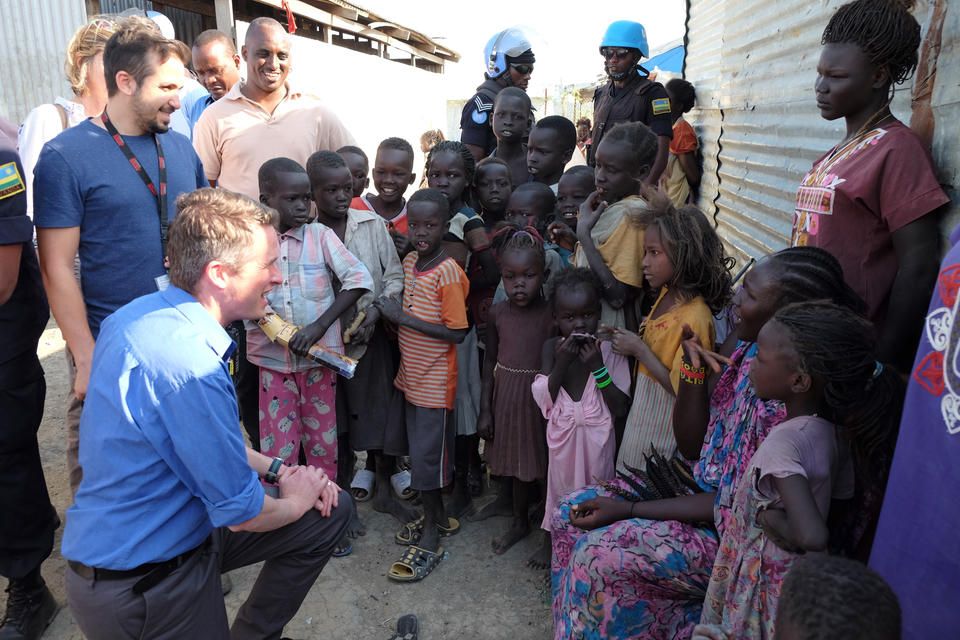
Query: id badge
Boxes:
[{"xmin": 155, "ymin": 274, "xmax": 170, "ymax": 291}]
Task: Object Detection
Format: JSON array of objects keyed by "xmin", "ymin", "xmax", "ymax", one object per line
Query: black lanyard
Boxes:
[{"xmin": 101, "ymin": 110, "xmax": 169, "ymax": 257}]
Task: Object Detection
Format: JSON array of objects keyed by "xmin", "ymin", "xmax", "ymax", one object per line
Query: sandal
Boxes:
[
  {"xmin": 467, "ymin": 467, "xmax": 483, "ymax": 497},
  {"xmin": 333, "ymin": 539, "xmax": 352, "ymax": 557},
  {"xmin": 390, "ymin": 470, "xmax": 419, "ymax": 501},
  {"xmin": 350, "ymin": 469, "xmax": 375, "ymax": 502},
  {"xmin": 395, "ymin": 515, "xmax": 460, "ymax": 545},
  {"xmin": 388, "ymin": 545, "xmax": 444, "ymax": 582},
  {"xmin": 389, "ymin": 614, "xmax": 419, "ymax": 640}
]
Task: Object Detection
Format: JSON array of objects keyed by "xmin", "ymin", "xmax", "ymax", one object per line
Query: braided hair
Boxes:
[
  {"xmin": 490, "ymin": 219, "xmax": 546, "ymax": 269},
  {"xmin": 822, "ymin": 0, "xmax": 921, "ymax": 85},
  {"xmin": 764, "ymin": 246, "xmax": 868, "ymax": 316},
  {"xmin": 772, "ymin": 301, "xmax": 905, "ymax": 495},
  {"xmin": 630, "ymin": 192, "xmax": 734, "ymax": 314},
  {"xmin": 427, "ymin": 140, "xmax": 477, "ymax": 188}
]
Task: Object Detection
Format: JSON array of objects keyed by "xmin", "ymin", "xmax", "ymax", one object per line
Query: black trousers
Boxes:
[
  {"xmin": 0, "ymin": 368, "xmax": 54, "ymax": 579},
  {"xmin": 67, "ymin": 488, "xmax": 352, "ymax": 640}
]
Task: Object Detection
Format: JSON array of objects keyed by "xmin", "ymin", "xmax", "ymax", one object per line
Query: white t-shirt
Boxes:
[{"xmin": 19, "ymin": 97, "xmax": 89, "ymax": 218}]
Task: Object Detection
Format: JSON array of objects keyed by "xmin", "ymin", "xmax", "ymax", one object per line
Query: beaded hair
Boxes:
[{"xmin": 490, "ymin": 219, "xmax": 546, "ymax": 269}]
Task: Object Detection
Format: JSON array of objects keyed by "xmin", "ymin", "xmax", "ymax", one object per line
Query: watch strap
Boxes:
[{"xmin": 265, "ymin": 457, "xmax": 284, "ymax": 484}]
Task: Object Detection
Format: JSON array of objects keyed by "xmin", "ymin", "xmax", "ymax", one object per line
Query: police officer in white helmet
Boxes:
[{"xmin": 459, "ymin": 26, "xmax": 536, "ymax": 161}]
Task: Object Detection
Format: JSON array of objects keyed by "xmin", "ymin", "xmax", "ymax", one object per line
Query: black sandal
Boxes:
[{"xmin": 388, "ymin": 614, "xmax": 419, "ymax": 639}]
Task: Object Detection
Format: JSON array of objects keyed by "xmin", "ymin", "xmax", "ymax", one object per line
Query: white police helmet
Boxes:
[{"xmin": 483, "ymin": 25, "xmax": 537, "ymax": 78}]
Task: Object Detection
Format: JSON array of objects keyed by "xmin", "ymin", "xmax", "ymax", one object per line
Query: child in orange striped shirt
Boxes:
[{"xmin": 373, "ymin": 188, "xmax": 470, "ymax": 582}]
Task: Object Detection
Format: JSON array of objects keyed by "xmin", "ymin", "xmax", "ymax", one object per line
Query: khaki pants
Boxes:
[{"xmin": 65, "ymin": 345, "xmax": 84, "ymax": 499}]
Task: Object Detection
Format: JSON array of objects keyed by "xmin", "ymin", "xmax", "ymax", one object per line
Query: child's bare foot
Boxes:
[
  {"xmin": 445, "ymin": 485, "xmax": 473, "ymax": 520},
  {"xmin": 372, "ymin": 479, "xmax": 417, "ymax": 523},
  {"xmin": 346, "ymin": 506, "xmax": 366, "ymax": 539},
  {"xmin": 525, "ymin": 538, "xmax": 551, "ymax": 570},
  {"xmin": 467, "ymin": 491, "xmax": 513, "ymax": 522},
  {"xmin": 491, "ymin": 521, "xmax": 530, "ymax": 555}
]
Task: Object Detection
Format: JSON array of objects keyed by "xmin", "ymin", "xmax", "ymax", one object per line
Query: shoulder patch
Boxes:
[
  {"xmin": 473, "ymin": 95, "xmax": 493, "ymax": 112},
  {"xmin": 0, "ymin": 162, "xmax": 25, "ymax": 200},
  {"xmin": 652, "ymin": 98, "xmax": 671, "ymax": 116},
  {"xmin": 471, "ymin": 109, "xmax": 489, "ymax": 125}
]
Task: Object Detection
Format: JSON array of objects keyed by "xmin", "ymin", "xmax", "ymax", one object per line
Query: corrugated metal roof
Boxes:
[
  {"xmin": 684, "ymin": 0, "xmax": 954, "ymax": 268},
  {"xmin": 0, "ymin": 0, "xmax": 88, "ymax": 125}
]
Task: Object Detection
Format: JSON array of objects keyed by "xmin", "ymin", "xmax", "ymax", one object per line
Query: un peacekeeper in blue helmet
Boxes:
[
  {"xmin": 589, "ymin": 20, "xmax": 673, "ymax": 184},
  {"xmin": 460, "ymin": 26, "xmax": 536, "ymax": 161}
]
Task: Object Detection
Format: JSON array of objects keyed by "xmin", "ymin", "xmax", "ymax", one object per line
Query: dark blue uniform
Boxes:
[
  {"xmin": 589, "ymin": 72, "xmax": 673, "ymax": 166},
  {"xmin": 0, "ymin": 118, "xmax": 55, "ymax": 581},
  {"xmin": 459, "ymin": 78, "xmax": 504, "ymax": 156}
]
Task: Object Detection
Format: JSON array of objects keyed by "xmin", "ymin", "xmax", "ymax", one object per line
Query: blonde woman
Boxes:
[
  {"xmin": 19, "ymin": 16, "xmax": 116, "ymax": 219},
  {"xmin": 418, "ymin": 128, "xmax": 445, "ymax": 188}
]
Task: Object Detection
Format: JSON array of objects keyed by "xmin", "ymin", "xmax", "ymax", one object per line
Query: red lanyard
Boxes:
[{"xmin": 101, "ymin": 110, "xmax": 169, "ymax": 256}]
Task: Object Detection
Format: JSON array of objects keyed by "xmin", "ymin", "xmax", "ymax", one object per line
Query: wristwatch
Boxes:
[{"xmin": 265, "ymin": 457, "xmax": 284, "ymax": 484}]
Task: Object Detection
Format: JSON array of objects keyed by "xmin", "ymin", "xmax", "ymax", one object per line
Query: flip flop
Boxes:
[
  {"xmin": 333, "ymin": 540, "xmax": 352, "ymax": 557},
  {"xmin": 390, "ymin": 470, "xmax": 419, "ymax": 501},
  {"xmin": 388, "ymin": 545, "xmax": 444, "ymax": 582},
  {"xmin": 395, "ymin": 515, "xmax": 460, "ymax": 545},
  {"xmin": 350, "ymin": 469, "xmax": 375, "ymax": 502},
  {"xmin": 389, "ymin": 614, "xmax": 419, "ymax": 640}
]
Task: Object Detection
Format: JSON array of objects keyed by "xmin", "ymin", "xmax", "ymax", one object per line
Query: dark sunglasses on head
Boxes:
[
  {"xmin": 601, "ymin": 48, "xmax": 633, "ymax": 61},
  {"xmin": 510, "ymin": 63, "xmax": 534, "ymax": 75}
]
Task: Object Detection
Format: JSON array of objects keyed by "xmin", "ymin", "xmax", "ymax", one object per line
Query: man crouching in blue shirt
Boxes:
[{"xmin": 62, "ymin": 188, "xmax": 350, "ymax": 640}]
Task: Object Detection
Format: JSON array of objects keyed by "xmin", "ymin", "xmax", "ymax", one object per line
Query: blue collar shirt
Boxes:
[{"xmin": 62, "ymin": 286, "xmax": 264, "ymax": 570}]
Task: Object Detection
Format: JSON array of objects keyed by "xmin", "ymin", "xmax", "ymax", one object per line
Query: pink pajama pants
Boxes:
[{"xmin": 259, "ymin": 366, "xmax": 338, "ymax": 477}]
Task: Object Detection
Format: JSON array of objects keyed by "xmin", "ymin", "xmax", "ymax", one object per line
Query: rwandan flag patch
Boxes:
[
  {"xmin": 652, "ymin": 98, "xmax": 671, "ymax": 115},
  {"xmin": 0, "ymin": 162, "xmax": 24, "ymax": 200}
]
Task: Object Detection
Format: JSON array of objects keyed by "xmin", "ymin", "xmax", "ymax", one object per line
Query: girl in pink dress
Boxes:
[
  {"xmin": 532, "ymin": 268, "xmax": 631, "ymax": 570},
  {"xmin": 701, "ymin": 301, "xmax": 904, "ymax": 638}
]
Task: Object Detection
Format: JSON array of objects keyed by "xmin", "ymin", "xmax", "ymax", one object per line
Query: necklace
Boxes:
[
  {"xmin": 416, "ymin": 250, "xmax": 445, "ymax": 272},
  {"xmin": 406, "ymin": 250, "xmax": 446, "ymax": 310}
]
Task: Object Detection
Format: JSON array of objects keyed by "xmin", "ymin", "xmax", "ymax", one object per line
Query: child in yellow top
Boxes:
[{"xmin": 603, "ymin": 194, "xmax": 733, "ymax": 470}]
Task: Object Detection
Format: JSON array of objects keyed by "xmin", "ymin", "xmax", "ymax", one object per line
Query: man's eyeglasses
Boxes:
[
  {"xmin": 601, "ymin": 48, "xmax": 633, "ymax": 61},
  {"xmin": 510, "ymin": 63, "xmax": 534, "ymax": 75}
]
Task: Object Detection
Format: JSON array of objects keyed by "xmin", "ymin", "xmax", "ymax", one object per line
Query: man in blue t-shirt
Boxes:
[{"xmin": 34, "ymin": 16, "xmax": 207, "ymax": 498}]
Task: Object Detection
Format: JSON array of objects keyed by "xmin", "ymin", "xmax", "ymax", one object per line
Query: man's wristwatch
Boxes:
[{"xmin": 265, "ymin": 457, "xmax": 284, "ymax": 484}]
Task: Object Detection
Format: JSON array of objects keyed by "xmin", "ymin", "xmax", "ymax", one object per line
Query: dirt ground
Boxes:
[{"xmin": 1, "ymin": 319, "xmax": 555, "ymax": 640}]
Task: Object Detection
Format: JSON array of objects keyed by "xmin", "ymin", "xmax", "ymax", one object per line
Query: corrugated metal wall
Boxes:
[
  {"xmin": 685, "ymin": 0, "xmax": 958, "ymax": 268},
  {"xmin": 0, "ymin": 0, "xmax": 88, "ymax": 125},
  {"xmin": 100, "ymin": 0, "xmax": 203, "ymax": 45}
]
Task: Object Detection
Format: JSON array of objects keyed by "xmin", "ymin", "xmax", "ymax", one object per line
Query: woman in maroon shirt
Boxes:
[{"xmin": 792, "ymin": 0, "xmax": 948, "ymax": 371}]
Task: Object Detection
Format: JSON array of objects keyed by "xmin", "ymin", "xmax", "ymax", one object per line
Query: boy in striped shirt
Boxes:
[{"xmin": 374, "ymin": 189, "xmax": 470, "ymax": 581}]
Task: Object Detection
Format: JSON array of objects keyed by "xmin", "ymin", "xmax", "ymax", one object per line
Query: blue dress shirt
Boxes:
[{"xmin": 62, "ymin": 286, "xmax": 264, "ymax": 569}]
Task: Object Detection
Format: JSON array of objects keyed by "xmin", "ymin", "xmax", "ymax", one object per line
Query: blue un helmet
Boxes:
[
  {"xmin": 483, "ymin": 26, "xmax": 536, "ymax": 79},
  {"xmin": 600, "ymin": 20, "xmax": 649, "ymax": 58}
]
